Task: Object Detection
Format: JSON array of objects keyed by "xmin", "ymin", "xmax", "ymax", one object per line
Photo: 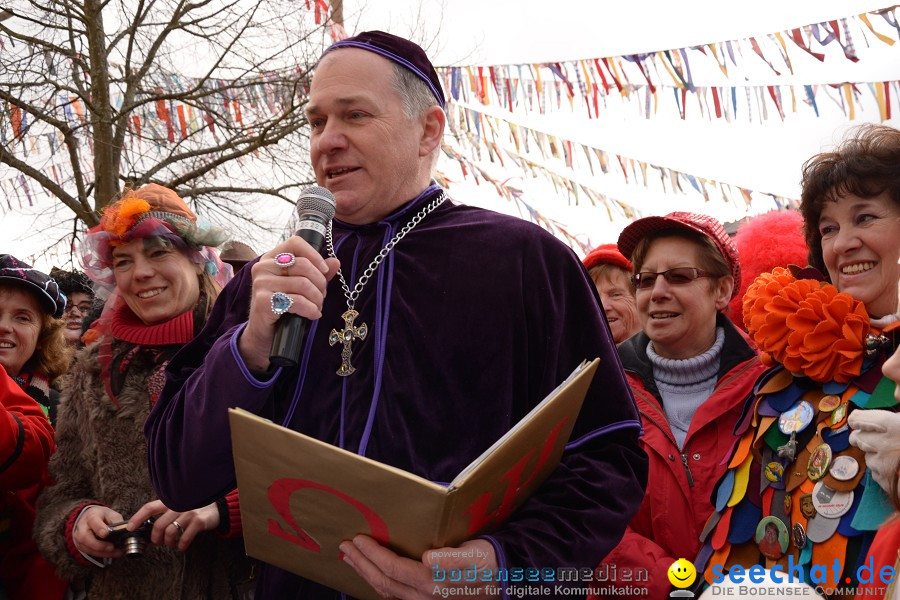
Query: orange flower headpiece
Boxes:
[
  {"xmin": 82, "ymin": 184, "xmax": 228, "ymax": 291},
  {"xmin": 97, "ymin": 184, "xmax": 200, "ymax": 246},
  {"xmin": 100, "ymin": 196, "xmax": 154, "ymax": 244},
  {"xmin": 742, "ymin": 266, "xmax": 878, "ymax": 383}
]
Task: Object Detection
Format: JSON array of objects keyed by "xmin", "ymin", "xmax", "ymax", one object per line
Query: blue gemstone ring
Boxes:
[{"xmin": 270, "ymin": 292, "xmax": 294, "ymax": 316}]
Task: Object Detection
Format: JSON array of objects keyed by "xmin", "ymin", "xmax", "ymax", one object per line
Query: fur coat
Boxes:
[{"xmin": 34, "ymin": 333, "xmax": 250, "ymax": 600}]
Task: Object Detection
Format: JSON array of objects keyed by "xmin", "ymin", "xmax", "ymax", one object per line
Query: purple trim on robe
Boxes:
[
  {"xmin": 565, "ymin": 419, "xmax": 643, "ymax": 451},
  {"xmin": 358, "ymin": 223, "xmax": 395, "ymax": 457},
  {"xmin": 230, "ymin": 323, "xmax": 283, "ymax": 388},
  {"xmin": 480, "ymin": 535, "xmax": 510, "ymax": 600},
  {"xmin": 337, "ymin": 232, "xmax": 362, "ymax": 450}
]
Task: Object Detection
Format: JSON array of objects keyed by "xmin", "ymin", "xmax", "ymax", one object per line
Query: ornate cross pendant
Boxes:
[{"xmin": 328, "ymin": 309, "xmax": 368, "ymax": 377}]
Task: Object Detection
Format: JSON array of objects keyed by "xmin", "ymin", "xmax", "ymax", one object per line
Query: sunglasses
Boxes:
[{"xmin": 632, "ymin": 267, "xmax": 713, "ymax": 290}]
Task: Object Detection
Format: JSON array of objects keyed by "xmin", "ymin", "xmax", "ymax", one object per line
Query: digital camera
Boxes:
[{"xmin": 106, "ymin": 518, "xmax": 154, "ymax": 558}]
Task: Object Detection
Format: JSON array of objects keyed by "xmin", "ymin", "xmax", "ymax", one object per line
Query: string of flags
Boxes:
[
  {"xmin": 0, "ymin": 0, "xmax": 351, "ymax": 214},
  {"xmin": 443, "ymin": 103, "xmax": 798, "ymax": 215},
  {"xmin": 0, "ymin": 79, "xmax": 306, "ymax": 213},
  {"xmin": 437, "ymin": 6, "xmax": 900, "ymax": 123},
  {"xmin": 438, "ymin": 143, "xmax": 596, "ymax": 254}
]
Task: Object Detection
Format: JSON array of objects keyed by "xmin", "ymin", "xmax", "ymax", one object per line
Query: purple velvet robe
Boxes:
[{"xmin": 146, "ymin": 186, "xmax": 647, "ymax": 599}]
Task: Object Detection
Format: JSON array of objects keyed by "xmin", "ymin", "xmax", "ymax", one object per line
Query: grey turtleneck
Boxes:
[{"xmin": 646, "ymin": 327, "xmax": 725, "ymax": 449}]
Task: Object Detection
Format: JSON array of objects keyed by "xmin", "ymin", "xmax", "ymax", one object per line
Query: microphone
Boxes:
[{"xmin": 269, "ymin": 185, "xmax": 336, "ymax": 369}]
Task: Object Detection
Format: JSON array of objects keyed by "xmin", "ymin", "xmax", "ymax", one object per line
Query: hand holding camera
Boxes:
[
  {"xmin": 71, "ymin": 505, "xmax": 127, "ymax": 560},
  {"xmin": 127, "ymin": 498, "xmax": 222, "ymax": 552},
  {"xmin": 73, "ymin": 499, "xmax": 221, "ymax": 561}
]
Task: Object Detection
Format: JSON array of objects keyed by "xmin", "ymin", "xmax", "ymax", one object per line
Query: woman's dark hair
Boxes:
[{"xmin": 800, "ymin": 124, "xmax": 900, "ymax": 275}]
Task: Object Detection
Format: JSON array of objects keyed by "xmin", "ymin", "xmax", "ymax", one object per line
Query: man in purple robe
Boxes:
[{"xmin": 145, "ymin": 31, "xmax": 647, "ymax": 600}]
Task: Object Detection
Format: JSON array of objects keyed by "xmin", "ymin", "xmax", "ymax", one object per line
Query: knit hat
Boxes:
[
  {"xmin": 81, "ymin": 184, "xmax": 229, "ymax": 292},
  {"xmin": 617, "ymin": 211, "xmax": 741, "ymax": 299},
  {"xmin": 324, "ymin": 30, "xmax": 445, "ymax": 108},
  {"xmin": 582, "ymin": 243, "xmax": 632, "ymax": 272},
  {"xmin": 0, "ymin": 254, "xmax": 66, "ymax": 318}
]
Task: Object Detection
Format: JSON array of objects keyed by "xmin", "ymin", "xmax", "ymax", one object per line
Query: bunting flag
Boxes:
[
  {"xmin": 445, "ymin": 104, "xmax": 799, "ymax": 214},
  {"xmin": 436, "ymin": 7, "xmax": 900, "ymax": 124},
  {"xmin": 439, "ymin": 143, "xmax": 620, "ymax": 253},
  {"xmin": 0, "ymin": 0, "xmax": 342, "ymax": 216}
]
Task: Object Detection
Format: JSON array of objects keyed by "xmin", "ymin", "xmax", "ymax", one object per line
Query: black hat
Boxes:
[
  {"xmin": 49, "ymin": 267, "xmax": 94, "ymax": 298},
  {"xmin": 0, "ymin": 254, "xmax": 66, "ymax": 318}
]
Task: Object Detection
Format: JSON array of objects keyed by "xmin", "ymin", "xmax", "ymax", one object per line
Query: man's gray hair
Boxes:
[{"xmin": 391, "ymin": 63, "xmax": 440, "ymax": 119}]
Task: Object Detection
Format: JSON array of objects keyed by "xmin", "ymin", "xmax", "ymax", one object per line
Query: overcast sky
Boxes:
[
  {"xmin": 4, "ymin": 0, "xmax": 899, "ymax": 267},
  {"xmin": 340, "ymin": 0, "xmax": 900, "ymax": 247}
]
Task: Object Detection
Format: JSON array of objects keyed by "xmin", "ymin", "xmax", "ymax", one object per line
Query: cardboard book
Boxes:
[{"xmin": 229, "ymin": 358, "xmax": 599, "ymax": 599}]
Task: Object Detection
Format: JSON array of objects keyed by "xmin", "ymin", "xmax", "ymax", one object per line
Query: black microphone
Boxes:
[{"xmin": 269, "ymin": 185, "xmax": 336, "ymax": 369}]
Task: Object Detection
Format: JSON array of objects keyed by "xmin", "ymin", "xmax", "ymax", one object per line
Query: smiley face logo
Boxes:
[{"xmin": 667, "ymin": 558, "xmax": 697, "ymax": 589}]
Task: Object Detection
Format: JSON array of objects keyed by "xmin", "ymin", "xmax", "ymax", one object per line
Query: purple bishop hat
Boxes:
[{"xmin": 324, "ymin": 30, "xmax": 446, "ymax": 108}]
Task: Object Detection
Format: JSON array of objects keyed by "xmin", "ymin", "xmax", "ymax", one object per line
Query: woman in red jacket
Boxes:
[
  {"xmin": 0, "ymin": 369, "xmax": 54, "ymax": 492},
  {"xmin": 0, "ymin": 254, "xmax": 69, "ymax": 600},
  {"xmin": 591, "ymin": 212, "xmax": 765, "ymax": 600}
]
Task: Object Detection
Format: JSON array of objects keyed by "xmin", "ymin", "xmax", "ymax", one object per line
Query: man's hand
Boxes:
[
  {"xmin": 239, "ymin": 237, "xmax": 340, "ymax": 371},
  {"xmin": 339, "ymin": 535, "xmax": 498, "ymax": 599}
]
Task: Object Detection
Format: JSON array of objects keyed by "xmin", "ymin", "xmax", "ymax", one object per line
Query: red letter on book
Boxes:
[
  {"xmin": 267, "ymin": 478, "xmax": 390, "ymax": 554},
  {"xmin": 464, "ymin": 417, "xmax": 569, "ymax": 534}
]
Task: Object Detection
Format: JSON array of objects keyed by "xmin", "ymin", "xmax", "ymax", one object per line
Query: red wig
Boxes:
[{"xmin": 728, "ymin": 210, "xmax": 808, "ymax": 330}]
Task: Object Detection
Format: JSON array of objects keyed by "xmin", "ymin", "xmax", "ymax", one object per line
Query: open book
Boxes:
[{"xmin": 229, "ymin": 358, "xmax": 599, "ymax": 599}]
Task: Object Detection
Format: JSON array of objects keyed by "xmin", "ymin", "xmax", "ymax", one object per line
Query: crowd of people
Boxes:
[{"xmin": 0, "ymin": 29, "xmax": 897, "ymax": 600}]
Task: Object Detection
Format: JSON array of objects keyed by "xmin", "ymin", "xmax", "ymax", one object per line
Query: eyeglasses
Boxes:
[
  {"xmin": 65, "ymin": 302, "xmax": 93, "ymax": 315},
  {"xmin": 632, "ymin": 267, "xmax": 713, "ymax": 290}
]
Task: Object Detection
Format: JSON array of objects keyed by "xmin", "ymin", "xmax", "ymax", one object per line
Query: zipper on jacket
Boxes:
[
  {"xmin": 680, "ymin": 453, "xmax": 695, "ymax": 487},
  {"xmin": 638, "ymin": 407, "xmax": 696, "ymax": 488}
]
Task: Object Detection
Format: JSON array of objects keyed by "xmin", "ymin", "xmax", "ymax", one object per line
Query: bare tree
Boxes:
[{"xmin": 0, "ymin": 0, "xmax": 332, "ymax": 251}]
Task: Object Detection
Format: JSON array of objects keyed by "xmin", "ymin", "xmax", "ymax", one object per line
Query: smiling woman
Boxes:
[
  {"xmin": 695, "ymin": 124, "xmax": 900, "ymax": 600},
  {"xmin": 0, "ymin": 255, "xmax": 70, "ymax": 388},
  {"xmin": 590, "ymin": 212, "xmax": 766, "ymax": 600},
  {"xmin": 34, "ymin": 184, "xmax": 257, "ymax": 600},
  {"xmin": 800, "ymin": 124, "xmax": 900, "ymax": 319},
  {"xmin": 0, "ymin": 254, "xmax": 71, "ymax": 599}
]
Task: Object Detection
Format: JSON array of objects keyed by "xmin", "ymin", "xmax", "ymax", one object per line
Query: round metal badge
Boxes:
[
  {"xmin": 755, "ymin": 516, "xmax": 789, "ymax": 560},
  {"xmin": 765, "ymin": 461, "xmax": 785, "ymax": 483},
  {"xmin": 818, "ymin": 394, "xmax": 842, "ymax": 412},
  {"xmin": 792, "ymin": 523, "xmax": 807, "ymax": 549},
  {"xmin": 811, "ymin": 481, "xmax": 854, "ymax": 518},
  {"xmin": 779, "ymin": 401, "xmax": 814, "ymax": 435},
  {"xmin": 829, "ymin": 455, "xmax": 860, "ymax": 481},
  {"xmin": 807, "ymin": 443, "xmax": 833, "ymax": 481}
]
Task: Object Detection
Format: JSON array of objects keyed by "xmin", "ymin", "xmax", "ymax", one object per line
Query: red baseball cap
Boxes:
[
  {"xmin": 582, "ymin": 243, "xmax": 632, "ymax": 272},
  {"xmin": 617, "ymin": 212, "xmax": 741, "ymax": 299}
]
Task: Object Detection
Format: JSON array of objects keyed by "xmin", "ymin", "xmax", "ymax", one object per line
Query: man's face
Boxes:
[{"xmin": 306, "ymin": 49, "xmax": 428, "ymax": 225}]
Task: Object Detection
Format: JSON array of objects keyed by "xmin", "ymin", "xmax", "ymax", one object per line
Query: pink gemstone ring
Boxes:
[{"xmin": 274, "ymin": 252, "xmax": 296, "ymax": 268}]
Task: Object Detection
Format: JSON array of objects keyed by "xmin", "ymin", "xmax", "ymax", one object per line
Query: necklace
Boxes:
[{"xmin": 325, "ymin": 193, "xmax": 446, "ymax": 376}]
